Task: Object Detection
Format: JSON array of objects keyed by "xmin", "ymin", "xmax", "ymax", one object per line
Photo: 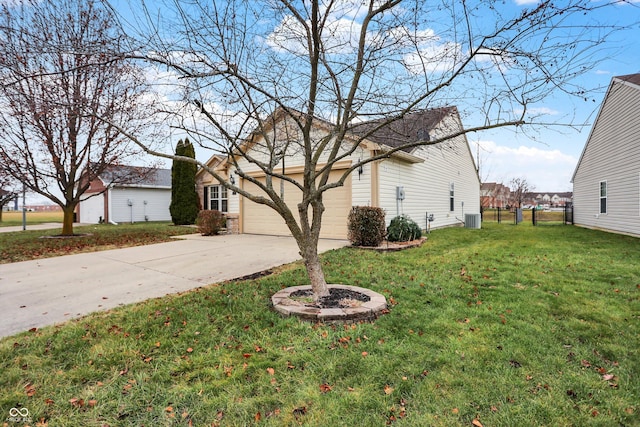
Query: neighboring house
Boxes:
[
  {"xmin": 196, "ymin": 106, "xmax": 481, "ymax": 239},
  {"xmin": 523, "ymin": 192, "xmax": 573, "ymax": 208},
  {"xmin": 571, "ymin": 73, "xmax": 640, "ymax": 237},
  {"xmin": 77, "ymin": 165, "xmax": 172, "ymax": 224},
  {"xmin": 481, "ymin": 182, "xmax": 510, "ymax": 208}
]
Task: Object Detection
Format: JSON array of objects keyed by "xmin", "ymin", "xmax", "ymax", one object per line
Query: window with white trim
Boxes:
[
  {"xmin": 449, "ymin": 182, "xmax": 455, "ymax": 212},
  {"xmin": 599, "ymin": 181, "xmax": 607, "ymax": 214},
  {"xmin": 207, "ymin": 185, "xmax": 228, "ymax": 212}
]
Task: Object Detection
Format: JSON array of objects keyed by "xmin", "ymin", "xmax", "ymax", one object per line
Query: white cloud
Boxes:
[
  {"xmin": 513, "ymin": 0, "xmax": 541, "ymax": 5},
  {"xmin": 472, "ymin": 139, "xmax": 577, "ymax": 191},
  {"xmin": 513, "ymin": 106, "xmax": 561, "ymax": 117}
]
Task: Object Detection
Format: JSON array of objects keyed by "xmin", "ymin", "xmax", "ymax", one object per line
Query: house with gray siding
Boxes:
[
  {"xmin": 196, "ymin": 106, "xmax": 481, "ymax": 239},
  {"xmin": 571, "ymin": 73, "xmax": 640, "ymax": 237},
  {"xmin": 77, "ymin": 165, "xmax": 172, "ymax": 224}
]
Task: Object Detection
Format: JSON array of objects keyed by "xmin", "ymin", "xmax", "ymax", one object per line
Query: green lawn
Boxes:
[
  {"xmin": 0, "ymin": 210, "xmax": 64, "ymax": 227},
  {"xmin": 0, "ymin": 223, "xmax": 638, "ymax": 426},
  {"xmin": 0, "ymin": 222, "xmax": 196, "ymax": 263}
]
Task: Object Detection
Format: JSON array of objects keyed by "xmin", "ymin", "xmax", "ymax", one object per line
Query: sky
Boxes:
[
  {"xmin": 468, "ymin": 1, "xmax": 640, "ymax": 192},
  {"xmin": 151, "ymin": 0, "xmax": 639, "ymax": 194},
  {"xmin": 8, "ymin": 0, "xmax": 640, "ymax": 204}
]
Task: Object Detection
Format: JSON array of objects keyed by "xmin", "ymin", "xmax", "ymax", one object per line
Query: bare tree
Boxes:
[
  {"xmin": 109, "ymin": 0, "xmax": 628, "ymax": 300},
  {"xmin": 0, "ymin": 171, "xmax": 18, "ymax": 222},
  {"xmin": 0, "ymin": 0, "xmax": 149, "ymax": 235},
  {"xmin": 509, "ymin": 177, "xmax": 534, "ymax": 209}
]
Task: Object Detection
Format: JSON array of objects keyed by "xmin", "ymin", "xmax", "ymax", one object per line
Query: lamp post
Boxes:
[{"xmin": 22, "ymin": 180, "xmax": 26, "ymax": 231}]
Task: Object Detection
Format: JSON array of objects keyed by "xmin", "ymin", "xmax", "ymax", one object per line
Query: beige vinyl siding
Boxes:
[
  {"xmin": 377, "ymin": 126, "xmax": 480, "ymax": 230},
  {"xmin": 573, "ymin": 78, "xmax": 640, "ymax": 237}
]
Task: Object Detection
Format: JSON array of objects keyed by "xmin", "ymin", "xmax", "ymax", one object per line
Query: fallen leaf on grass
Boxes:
[
  {"xmin": 602, "ymin": 374, "xmax": 615, "ymax": 381},
  {"xmin": 25, "ymin": 383, "xmax": 36, "ymax": 397},
  {"xmin": 69, "ymin": 398, "xmax": 85, "ymax": 408},
  {"xmin": 384, "ymin": 384, "xmax": 394, "ymax": 395},
  {"xmin": 319, "ymin": 383, "xmax": 332, "ymax": 393},
  {"xmin": 472, "ymin": 419, "xmax": 484, "ymax": 427}
]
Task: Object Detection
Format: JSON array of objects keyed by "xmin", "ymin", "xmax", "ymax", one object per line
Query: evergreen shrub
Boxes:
[
  {"xmin": 387, "ymin": 215, "xmax": 422, "ymax": 242},
  {"xmin": 196, "ymin": 210, "xmax": 226, "ymax": 236},
  {"xmin": 347, "ymin": 206, "xmax": 386, "ymax": 246}
]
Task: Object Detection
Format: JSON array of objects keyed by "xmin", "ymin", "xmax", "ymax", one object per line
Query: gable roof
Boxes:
[
  {"xmin": 571, "ymin": 73, "xmax": 640, "ymax": 183},
  {"xmin": 98, "ymin": 165, "xmax": 172, "ymax": 188},
  {"xmin": 617, "ymin": 73, "xmax": 640, "ymax": 87},
  {"xmin": 351, "ymin": 107, "xmax": 457, "ymax": 153},
  {"xmin": 202, "ymin": 106, "xmax": 458, "ymax": 169}
]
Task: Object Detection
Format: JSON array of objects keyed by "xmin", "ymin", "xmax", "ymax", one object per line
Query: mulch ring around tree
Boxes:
[
  {"xmin": 353, "ymin": 236, "xmax": 427, "ymax": 252},
  {"xmin": 39, "ymin": 233, "xmax": 93, "ymax": 239},
  {"xmin": 271, "ymin": 284, "xmax": 388, "ymax": 323}
]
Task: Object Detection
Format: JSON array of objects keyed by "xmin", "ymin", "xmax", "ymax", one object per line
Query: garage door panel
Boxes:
[{"xmin": 242, "ymin": 172, "xmax": 350, "ymax": 239}]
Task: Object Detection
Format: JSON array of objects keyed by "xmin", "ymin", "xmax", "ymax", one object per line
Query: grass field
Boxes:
[
  {"xmin": 0, "ymin": 210, "xmax": 64, "ymax": 227},
  {"xmin": 0, "ymin": 222, "xmax": 195, "ymax": 263},
  {"xmin": 0, "ymin": 223, "xmax": 638, "ymax": 426}
]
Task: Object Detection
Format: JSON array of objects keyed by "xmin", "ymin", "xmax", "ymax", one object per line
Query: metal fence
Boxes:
[
  {"xmin": 531, "ymin": 204, "xmax": 573, "ymax": 225},
  {"xmin": 481, "ymin": 205, "xmax": 573, "ymax": 226}
]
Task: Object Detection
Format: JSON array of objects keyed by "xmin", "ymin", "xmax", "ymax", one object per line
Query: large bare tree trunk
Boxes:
[
  {"xmin": 61, "ymin": 206, "xmax": 75, "ymax": 236},
  {"xmin": 300, "ymin": 240, "xmax": 329, "ymax": 300}
]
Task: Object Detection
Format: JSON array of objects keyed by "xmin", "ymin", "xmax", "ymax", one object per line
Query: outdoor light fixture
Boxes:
[{"xmin": 229, "ymin": 174, "xmax": 235, "ymax": 185}]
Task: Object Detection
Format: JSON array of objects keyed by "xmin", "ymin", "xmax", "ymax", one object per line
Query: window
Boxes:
[
  {"xmin": 449, "ymin": 182, "xmax": 455, "ymax": 212},
  {"xmin": 599, "ymin": 181, "xmax": 607, "ymax": 214},
  {"xmin": 207, "ymin": 185, "xmax": 228, "ymax": 212}
]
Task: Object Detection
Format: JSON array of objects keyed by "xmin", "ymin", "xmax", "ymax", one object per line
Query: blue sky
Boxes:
[
  {"xmin": 136, "ymin": 0, "xmax": 639, "ymax": 193},
  {"xmin": 470, "ymin": 1, "xmax": 640, "ymax": 191},
  {"xmin": 10, "ymin": 0, "xmax": 640, "ymax": 204}
]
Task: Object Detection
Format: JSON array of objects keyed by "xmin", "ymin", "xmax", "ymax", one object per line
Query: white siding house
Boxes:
[
  {"xmin": 77, "ymin": 166, "xmax": 172, "ymax": 224},
  {"xmin": 571, "ymin": 73, "xmax": 640, "ymax": 237},
  {"xmin": 196, "ymin": 107, "xmax": 481, "ymax": 239}
]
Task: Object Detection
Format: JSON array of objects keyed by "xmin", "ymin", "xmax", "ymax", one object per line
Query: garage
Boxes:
[{"xmin": 242, "ymin": 171, "xmax": 352, "ymax": 239}]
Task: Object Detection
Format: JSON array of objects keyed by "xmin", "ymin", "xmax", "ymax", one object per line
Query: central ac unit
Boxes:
[{"xmin": 465, "ymin": 213, "xmax": 481, "ymax": 229}]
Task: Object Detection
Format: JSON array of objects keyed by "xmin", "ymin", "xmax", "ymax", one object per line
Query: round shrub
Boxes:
[
  {"xmin": 387, "ymin": 215, "xmax": 422, "ymax": 242},
  {"xmin": 196, "ymin": 210, "xmax": 227, "ymax": 236},
  {"xmin": 347, "ymin": 206, "xmax": 386, "ymax": 246}
]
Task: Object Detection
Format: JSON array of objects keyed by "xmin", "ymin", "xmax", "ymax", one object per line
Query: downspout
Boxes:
[{"xmin": 107, "ymin": 187, "xmax": 118, "ymax": 225}]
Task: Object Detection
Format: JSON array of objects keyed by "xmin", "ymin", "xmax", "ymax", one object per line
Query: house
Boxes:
[
  {"xmin": 77, "ymin": 165, "xmax": 172, "ymax": 224},
  {"xmin": 197, "ymin": 107, "xmax": 481, "ymax": 239},
  {"xmin": 523, "ymin": 192, "xmax": 573, "ymax": 208},
  {"xmin": 571, "ymin": 73, "xmax": 640, "ymax": 237},
  {"xmin": 481, "ymin": 182, "xmax": 511, "ymax": 208}
]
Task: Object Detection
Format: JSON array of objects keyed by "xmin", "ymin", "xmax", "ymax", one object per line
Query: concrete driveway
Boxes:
[{"xmin": 0, "ymin": 234, "xmax": 348, "ymax": 338}]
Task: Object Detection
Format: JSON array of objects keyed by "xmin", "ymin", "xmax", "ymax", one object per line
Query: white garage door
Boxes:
[
  {"xmin": 79, "ymin": 193, "xmax": 105, "ymax": 224},
  {"xmin": 242, "ymin": 171, "xmax": 351, "ymax": 239}
]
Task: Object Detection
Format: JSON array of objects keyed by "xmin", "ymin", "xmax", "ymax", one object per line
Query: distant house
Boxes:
[
  {"xmin": 77, "ymin": 165, "xmax": 172, "ymax": 224},
  {"xmin": 571, "ymin": 73, "xmax": 640, "ymax": 237},
  {"xmin": 524, "ymin": 192, "xmax": 572, "ymax": 208},
  {"xmin": 196, "ymin": 106, "xmax": 481, "ymax": 239},
  {"xmin": 481, "ymin": 183, "xmax": 510, "ymax": 208}
]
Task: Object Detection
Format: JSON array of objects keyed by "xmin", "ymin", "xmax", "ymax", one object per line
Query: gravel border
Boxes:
[{"xmin": 271, "ymin": 284, "xmax": 388, "ymax": 323}]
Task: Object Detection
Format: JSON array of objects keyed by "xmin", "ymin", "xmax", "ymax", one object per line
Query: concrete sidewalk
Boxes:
[
  {"xmin": 0, "ymin": 222, "xmax": 87, "ymax": 233},
  {"xmin": 0, "ymin": 234, "xmax": 348, "ymax": 338}
]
